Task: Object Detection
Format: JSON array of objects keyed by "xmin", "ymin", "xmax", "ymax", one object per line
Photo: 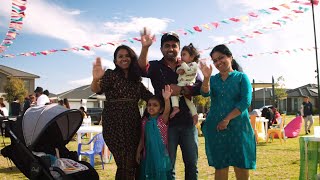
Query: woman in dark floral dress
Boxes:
[{"xmin": 91, "ymin": 45, "xmax": 153, "ymax": 179}]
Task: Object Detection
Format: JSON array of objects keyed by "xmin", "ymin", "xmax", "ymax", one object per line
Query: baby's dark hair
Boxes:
[
  {"xmin": 182, "ymin": 43, "xmax": 200, "ymax": 63},
  {"xmin": 142, "ymin": 95, "xmax": 164, "ymax": 118}
]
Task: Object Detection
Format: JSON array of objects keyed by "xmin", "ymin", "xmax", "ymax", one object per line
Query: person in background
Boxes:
[
  {"xmin": 22, "ymin": 96, "xmax": 31, "ymax": 113},
  {"xmin": 0, "ymin": 103, "xmax": 9, "ymax": 117},
  {"xmin": 261, "ymin": 107, "xmax": 274, "ymax": 129},
  {"xmin": 91, "ymin": 45, "xmax": 153, "ymax": 179},
  {"xmin": 79, "ymin": 106, "xmax": 88, "ymax": 118},
  {"xmin": 139, "ymin": 28, "xmax": 201, "ymax": 179},
  {"xmin": 200, "ymin": 44, "xmax": 256, "ymax": 180},
  {"xmin": 34, "ymin": 86, "xmax": 50, "ymax": 106},
  {"xmin": 301, "ymin": 96, "xmax": 314, "ymax": 134},
  {"xmin": 58, "ymin": 99, "xmax": 64, "ymax": 106},
  {"xmin": 10, "ymin": 97, "xmax": 21, "ymax": 116},
  {"xmin": 136, "ymin": 85, "xmax": 172, "ymax": 179},
  {"xmin": 63, "ymin": 98, "xmax": 70, "ymax": 109},
  {"xmin": 170, "ymin": 43, "xmax": 200, "ymax": 125}
]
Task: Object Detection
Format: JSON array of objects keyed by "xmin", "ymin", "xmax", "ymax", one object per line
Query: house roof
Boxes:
[
  {"xmin": 286, "ymin": 83, "xmax": 318, "ymax": 97},
  {"xmin": 0, "ymin": 65, "xmax": 40, "ymax": 78},
  {"xmin": 57, "ymin": 85, "xmax": 102, "ymax": 100}
]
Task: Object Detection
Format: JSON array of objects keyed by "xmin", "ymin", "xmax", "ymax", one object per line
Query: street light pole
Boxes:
[{"xmin": 310, "ymin": 0, "xmax": 320, "ymax": 123}]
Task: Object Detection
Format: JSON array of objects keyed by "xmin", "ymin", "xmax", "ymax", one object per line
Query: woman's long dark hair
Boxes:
[
  {"xmin": 113, "ymin": 45, "xmax": 142, "ymax": 82},
  {"xmin": 210, "ymin": 44, "xmax": 243, "ymax": 72}
]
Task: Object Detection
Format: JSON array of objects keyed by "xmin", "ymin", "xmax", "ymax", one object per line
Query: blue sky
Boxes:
[{"xmin": 0, "ymin": 0, "xmax": 319, "ymax": 94}]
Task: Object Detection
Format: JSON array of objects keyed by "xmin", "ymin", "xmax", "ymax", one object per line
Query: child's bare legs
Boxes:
[
  {"xmin": 170, "ymin": 96, "xmax": 180, "ymax": 118},
  {"xmin": 170, "ymin": 106, "xmax": 180, "ymax": 118}
]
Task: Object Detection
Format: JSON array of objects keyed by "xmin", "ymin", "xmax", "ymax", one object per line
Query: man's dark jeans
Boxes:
[{"xmin": 167, "ymin": 125, "xmax": 198, "ymax": 180}]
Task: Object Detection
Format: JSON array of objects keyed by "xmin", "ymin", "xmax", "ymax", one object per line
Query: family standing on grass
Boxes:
[{"xmin": 91, "ymin": 28, "xmax": 256, "ymax": 180}]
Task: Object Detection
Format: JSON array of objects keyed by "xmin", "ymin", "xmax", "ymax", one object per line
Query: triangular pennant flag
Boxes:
[
  {"xmin": 220, "ymin": 20, "xmax": 229, "ymax": 24},
  {"xmin": 202, "ymin": 24, "xmax": 211, "ymax": 30},
  {"xmin": 211, "ymin": 22, "xmax": 219, "ymax": 28},
  {"xmin": 269, "ymin": 7, "xmax": 280, "ymax": 11},
  {"xmin": 193, "ymin": 26, "xmax": 202, "ymax": 32},
  {"xmin": 240, "ymin": 16, "xmax": 249, "ymax": 23},
  {"xmin": 292, "ymin": 10, "xmax": 303, "ymax": 13},
  {"xmin": 280, "ymin": 4, "xmax": 290, "ymax": 9},
  {"xmin": 185, "ymin": 28, "xmax": 195, "ymax": 34},
  {"xmin": 248, "ymin": 12, "xmax": 258, "ymax": 17},
  {"xmin": 272, "ymin": 22, "xmax": 281, "ymax": 26},
  {"xmin": 229, "ymin": 17, "xmax": 240, "ymax": 22},
  {"xmin": 237, "ymin": 38, "xmax": 245, "ymax": 43},
  {"xmin": 82, "ymin": 45, "xmax": 90, "ymax": 51}
]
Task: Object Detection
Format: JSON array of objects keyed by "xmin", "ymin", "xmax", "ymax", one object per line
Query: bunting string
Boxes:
[
  {"xmin": 0, "ymin": 0, "xmax": 27, "ymax": 53},
  {"xmin": 0, "ymin": 0, "xmax": 317, "ymax": 59}
]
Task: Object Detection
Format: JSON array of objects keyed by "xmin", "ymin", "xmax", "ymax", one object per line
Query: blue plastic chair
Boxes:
[{"xmin": 77, "ymin": 133, "xmax": 105, "ymax": 169}]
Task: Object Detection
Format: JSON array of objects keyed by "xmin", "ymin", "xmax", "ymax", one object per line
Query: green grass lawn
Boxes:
[{"xmin": 0, "ymin": 115, "xmax": 318, "ymax": 180}]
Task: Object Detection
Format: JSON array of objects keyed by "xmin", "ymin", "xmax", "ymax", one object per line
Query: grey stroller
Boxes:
[{"xmin": 1, "ymin": 104, "xmax": 99, "ymax": 180}]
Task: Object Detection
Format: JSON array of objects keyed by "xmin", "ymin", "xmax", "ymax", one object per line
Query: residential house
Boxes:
[
  {"xmin": 285, "ymin": 84, "xmax": 318, "ymax": 114},
  {"xmin": 251, "ymin": 88, "xmax": 274, "ymax": 109},
  {"xmin": 57, "ymin": 85, "xmax": 104, "ymax": 109},
  {"xmin": 0, "ymin": 65, "xmax": 40, "ymax": 96},
  {"xmin": 251, "ymin": 84, "xmax": 319, "ymax": 114}
]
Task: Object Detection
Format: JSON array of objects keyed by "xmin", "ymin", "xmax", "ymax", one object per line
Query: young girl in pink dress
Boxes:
[{"xmin": 136, "ymin": 85, "xmax": 172, "ymax": 180}]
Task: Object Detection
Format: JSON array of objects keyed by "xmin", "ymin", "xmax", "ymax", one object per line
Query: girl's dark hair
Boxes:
[
  {"xmin": 209, "ymin": 44, "xmax": 243, "ymax": 72},
  {"xmin": 113, "ymin": 45, "xmax": 142, "ymax": 82},
  {"xmin": 142, "ymin": 95, "xmax": 164, "ymax": 118},
  {"xmin": 182, "ymin": 43, "xmax": 200, "ymax": 63}
]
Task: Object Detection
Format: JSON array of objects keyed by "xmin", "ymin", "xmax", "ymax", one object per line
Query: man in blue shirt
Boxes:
[{"xmin": 138, "ymin": 28, "xmax": 202, "ymax": 180}]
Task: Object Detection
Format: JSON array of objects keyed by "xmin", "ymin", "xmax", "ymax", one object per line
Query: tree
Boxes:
[
  {"xmin": 274, "ymin": 76, "xmax": 287, "ymax": 111},
  {"xmin": 193, "ymin": 95, "xmax": 210, "ymax": 113},
  {"xmin": 3, "ymin": 77, "xmax": 27, "ymax": 103}
]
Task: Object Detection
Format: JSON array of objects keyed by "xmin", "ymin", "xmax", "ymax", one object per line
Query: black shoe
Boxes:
[
  {"xmin": 308, "ymin": 130, "xmax": 311, "ymax": 133},
  {"xmin": 306, "ymin": 132, "xmax": 309, "ymax": 135}
]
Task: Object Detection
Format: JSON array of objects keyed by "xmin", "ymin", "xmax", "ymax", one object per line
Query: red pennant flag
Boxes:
[
  {"xmin": 229, "ymin": 18, "xmax": 240, "ymax": 22},
  {"xmin": 248, "ymin": 12, "xmax": 258, "ymax": 17},
  {"xmin": 193, "ymin": 26, "xmax": 202, "ymax": 32},
  {"xmin": 133, "ymin": 37, "xmax": 141, "ymax": 41},
  {"xmin": 282, "ymin": 16, "xmax": 292, "ymax": 20},
  {"xmin": 253, "ymin": 31, "xmax": 263, "ymax": 34},
  {"xmin": 272, "ymin": 22, "xmax": 281, "ymax": 26},
  {"xmin": 211, "ymin": 22, "xmax": 219, "ymax": 28},
  {"xmin": 269, "ymin": 7, "xmax": 279, "ymax": 11},
  {"xmin": 314, "ymin": 0, "xmax": 319, "ymax": 5},
  {"xmin": 248, "ymin": 54, "xmax": 253, "ymax": 57},
  {"xmin": 292, "ymin": 10, "xmax": 303, "ymax": 13},
  {"xmin": 82, "ymin": 46, "xmax": 90, "ymax": 51},
  {"xmin": 237, "ymin": 38, "xmax": 245, "ymax": 43}
]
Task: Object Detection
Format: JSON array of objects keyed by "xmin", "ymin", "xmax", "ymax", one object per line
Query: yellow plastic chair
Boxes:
[
  {"xmin": 266, "ymin": 114, "xmax": 286, "ymax": 144},
  {"xmin": 250, "ymin": 115, "xmax": 259, "ymax": 144}
]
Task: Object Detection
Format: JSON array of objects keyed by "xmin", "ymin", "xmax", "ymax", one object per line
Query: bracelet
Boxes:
[{"xmin": 93, "ymin": 79, "xmax": 101, "ymax": 83}]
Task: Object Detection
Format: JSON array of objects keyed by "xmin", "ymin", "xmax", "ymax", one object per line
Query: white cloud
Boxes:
[{"xmin": 103, "ymin": 17, "xmax": 174, "ymax": 35}]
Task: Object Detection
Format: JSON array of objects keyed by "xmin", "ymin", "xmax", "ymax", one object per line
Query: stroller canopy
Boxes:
[{"xmin": 22, "ymin": 104, "xmax": 83, "ymax": 148}]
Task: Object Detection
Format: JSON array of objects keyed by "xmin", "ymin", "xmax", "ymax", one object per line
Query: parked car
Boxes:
[{"xmin": 87, "ymin": 108, "xmax": 103, "ymax": 125}]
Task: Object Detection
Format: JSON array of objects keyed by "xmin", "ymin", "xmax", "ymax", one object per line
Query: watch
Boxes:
[{"xmin": 180, "ymin": 87, "xmax": 185, "ymax": 95}]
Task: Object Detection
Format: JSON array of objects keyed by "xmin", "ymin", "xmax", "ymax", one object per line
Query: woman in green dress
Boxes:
[{"xmin": 200, "ymin": 44, "xmax": 256, "ymax": 180}]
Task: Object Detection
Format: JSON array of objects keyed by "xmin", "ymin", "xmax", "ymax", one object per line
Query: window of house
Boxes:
[{"xmin": 24, "ymin": 80, "xmax": 30, "ymax": 92}]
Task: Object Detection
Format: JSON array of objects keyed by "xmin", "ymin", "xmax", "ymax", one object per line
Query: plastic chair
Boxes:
[
  {"xmin": 250, "ymin": 115, "xmax": 259, "ymax": 144},
  {"xmin": 266, "ymin": 114, "xmax": 286, "ymax": 144},
  {"xmin": 77, "ymin": 133, "xmax": 105, "ymax": 169}
]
